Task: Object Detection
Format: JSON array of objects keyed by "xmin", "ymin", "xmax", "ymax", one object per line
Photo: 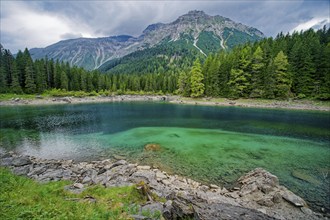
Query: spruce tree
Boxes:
[
  {"xmin": 24, "ymin": 64, "xmax": 36, "ymax": 94},
  {"xmin": 15, "ymin": 50, "xmax": 26, "ymax": 88},
  {"xmin": 227, "ymin": 47, "xmax": 251, "ymax": 98},
  {"xmin": 274, "ymin": 51, "xmax": 292, "ymax": 99},
  {"xmin": 10, "ymin": 61, "xmax": 23, "ymax": 94},
  {"xmin": 263, "ymin": 60, "xmax": 276, "ymax": 99},
  {"xmin": 250, "ymin": 46, "xmax": 265, "ymax": 98},
  {"xmin": 178, "ymin": 71, "xmax": 191, "ymax": 97},
  {"xmin": 0, "ymin": 47, "xmax": 8, "ymax": 93},
  {"xmin": 190, "ymin": 59, "xmax": 204, "ymax": 98},
  {"xmin": 60, "ymin": 71, "xmax": 69, "ymax": 91},
  {"xmin": 35, "ymin": 60, "xmax": 47, "ymax": 93},
  {"xmin": 202, "ymin": 55, "xmax": 213, "ymax": 96},
  {"xmin": 208, "ymin": 58, "xmax": 220, "ymax": 97},
  {"xmin": 0, "ymin": 65, "xmax": 6, "ymax": 93}
]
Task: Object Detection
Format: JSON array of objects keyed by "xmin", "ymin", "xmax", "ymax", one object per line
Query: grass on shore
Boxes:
[
  {"xmin": 0, "ymin": 90, "xmax": 329, "ymax": 109},
  {"xmin": 0, "ymin": 168, "xmax": 161, "ymax": 220},
  {"xmin": 0, "ymin": 89, "xmax": 166, "ymax": 101}
]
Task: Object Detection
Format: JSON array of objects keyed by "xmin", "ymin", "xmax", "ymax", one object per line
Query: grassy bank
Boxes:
[
  {"xmin": 0, "ymin": 168, "xmax": 160, "ymax": 220},
  {"xmin": 0, "ymin": 89, "xmax": 166, "ymax": 101},
  {"xmin": 1, "ymin": 91, "xmax": 329, "ymax": 111}
]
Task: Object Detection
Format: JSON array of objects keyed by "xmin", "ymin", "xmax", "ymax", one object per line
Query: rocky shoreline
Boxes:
[
  {"xmin": 0, "ymin": 151, "xmax": 327, "ymax": 220},
  {"xmin": 0, "ymin": 95, "xmax": 329, "ymax": 111}
]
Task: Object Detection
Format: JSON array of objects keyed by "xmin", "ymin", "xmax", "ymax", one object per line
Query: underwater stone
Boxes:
[
  {"xmin": 291, "ymin": 170, "xmax": 321, "ymax": 186},
  {"xmin": 282, "ymin": 191, "xmax": 307, "ymax": 207},
  {"xmin": 144, "ymin": 143, "xmax": 162, "ymax": 151}
]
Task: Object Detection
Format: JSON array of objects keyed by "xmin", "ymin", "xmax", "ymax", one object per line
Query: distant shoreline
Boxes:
[{"xmin": 0, "ymin": 95, "xmax": 329, "ymax": 111}]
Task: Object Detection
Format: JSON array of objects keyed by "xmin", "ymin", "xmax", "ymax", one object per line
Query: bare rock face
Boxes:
[{"xmin": 231, "ymin": 168, "xmax": 323, "ymax": 220}]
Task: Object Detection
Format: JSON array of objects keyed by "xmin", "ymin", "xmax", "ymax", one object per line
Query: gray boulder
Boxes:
[{"xmin": 12, "ymin": 156, "xmax": 32, "ymax": 166}]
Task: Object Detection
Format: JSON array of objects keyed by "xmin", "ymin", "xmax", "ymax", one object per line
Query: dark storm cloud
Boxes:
[{"xmin": 1, "ymin": 0, "xmax": 329, "ymax": 53}]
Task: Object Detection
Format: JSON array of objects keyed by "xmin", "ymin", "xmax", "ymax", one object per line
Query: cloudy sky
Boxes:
[{"xmin": 1, "ymin": 0, "xmax": 329, "ymax": 53}]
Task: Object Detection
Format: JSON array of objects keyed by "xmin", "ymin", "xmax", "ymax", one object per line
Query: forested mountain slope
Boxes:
[
  {"xmin": 30, "ymin": 10, "xmax": 264, "ymax": 71},
  {"xmin": 1, "ymin": 28, "xmax": 328, "ymax": 100}
]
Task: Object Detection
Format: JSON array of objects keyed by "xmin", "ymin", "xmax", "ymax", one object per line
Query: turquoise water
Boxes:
[{"xmin": 0, "ymin": 102, "xmax": 329, "ymax": 212}]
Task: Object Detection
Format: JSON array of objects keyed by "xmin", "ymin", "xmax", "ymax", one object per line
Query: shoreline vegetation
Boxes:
[
  {"xmin": 1, "ymin": 151, "xmax": 328, "ymax": 219},
  {"xmin": 0, "ymin": 93, "xmax": 329, "ymax": 111}
]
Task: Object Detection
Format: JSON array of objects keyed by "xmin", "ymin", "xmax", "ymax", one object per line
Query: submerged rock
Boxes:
[
  {"xmin": 282, "ymin": 191, "xmax": 307, "ymax": 207},
  {"xmin": 292, "ymin": 170, "xmax": 321, "ymax": 185},
  {"xmin": 144, "ymin": 143, "xmax": 162, "ymax": 151}
]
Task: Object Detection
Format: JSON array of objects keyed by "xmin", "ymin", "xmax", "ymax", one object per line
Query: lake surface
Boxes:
[{"xmin": 0, "ymin": 101, "xmax": 329, "ymax": 212}]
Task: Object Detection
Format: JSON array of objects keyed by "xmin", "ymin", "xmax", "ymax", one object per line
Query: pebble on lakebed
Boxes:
[{"xmin": 144, "ymin": 143, "xmax": 162, "ymax": 151}]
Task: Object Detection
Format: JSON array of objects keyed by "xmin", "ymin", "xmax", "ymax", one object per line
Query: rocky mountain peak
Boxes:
[
  {"xmin": 173, "ymin": 10, "xmax": 211, "ymax": 24},
  {"xmin": 29, "ymin": 11, "xmax": 265, "ymax": 70},
  {"xmin": 186, "ymin": 10, "xmax": 208, "ymax": 17},
  {"xmin": 143, "ymin": 23, "xmax": 165, "ymax": 34}
]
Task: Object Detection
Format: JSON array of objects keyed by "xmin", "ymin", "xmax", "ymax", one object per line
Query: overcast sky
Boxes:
[{"xmin": 1, "ymin": 0, "xmax": 329, "ymax": 53}]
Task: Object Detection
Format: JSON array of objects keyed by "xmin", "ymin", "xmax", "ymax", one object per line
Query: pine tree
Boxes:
[
  {"xmin": 0, "ymin": 64, "xmax": 6, "ymax": 93},
  {"xmin": 208, "ymin": 58, "xmax": 220, "ymax": 97},
  {"xmin": 15, "ymin": 50, "xmax": 26, "ymax": 88},
  {"xmin": 250, "ymin": 46, "xmax": 265, "ymax": 98},
  {"xmin": 318, "ymin": 43, "xmax": 330, "ymax": 99},
  {"xmin": 80, "ymin": 70, "xmax": 87, "ymax": 92},
  {"xmin": 54, "ymin": 62, "xmax": 62, "ymax": 89},
  {"xmin": 60, "ymin": 71, "xmax": 68, "ymax": 91},
  {"xmin": 227, "ymin": 47, "xmax": 251, "ymax": 98},
  {"xmin": 0, "ymin": 47, "xmax": 9, "ymax": 93},
  {"xmin": 10, "ymin": 61, "xmax": 23, "ymax": 94},
  {"xmin": 217, "ymin": 52, "xmax": 232, "ymax": 97},
  {"xmin": 178, "ymin": 71, "xmax": 191, "ymax": 97},
  {"xmin": 190, "ymin": 59, "xmax": 204, "ymax": 98},
  {"xmin": 263, "ymin": 60, "xmax": 276, "ymax": 99},
  {"xmin": 274, "ymin": 51, "xmax": 292, "ymax": 99},
  {"xmin": 202, "ymin": 55, "xmax": 213, "ymax": 96},
  {"xmin": 24, "ymin": 63, "xmax": 36, "ymax": 94},
  {"xmin": 35, "ymin": 60, "xmax": 47, "ymax": 93}
]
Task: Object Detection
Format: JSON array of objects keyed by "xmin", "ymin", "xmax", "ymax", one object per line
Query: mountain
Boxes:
[
  {"xmin": 29, "ymin": 35, "xmax": 139, "ymax": 71},
  {"xmin": 30, "ymin": 10, "xmax": 265, "ymax": 71}
]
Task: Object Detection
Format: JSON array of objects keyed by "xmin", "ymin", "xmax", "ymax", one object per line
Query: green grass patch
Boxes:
[
  {"xmin": 0, "ymin": 168, "xmax": 155, "ymax": 220},
  {"xmin": 42, "ymin": 89, "xmax": 104, "ymax": 97},
  {"xmin": 0, "ymin": 93, "xmax": 37, "ymax": 101}
]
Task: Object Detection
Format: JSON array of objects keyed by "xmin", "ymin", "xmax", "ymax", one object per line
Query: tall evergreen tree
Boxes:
[
  {"xmin": 35, "ymin": 60, "xmax": 47, "ymax": 93},
  {"xmin": 202, "ymin": 55, "xmax": 213, "ymax": 96},
  {"xmin": 60, "ymin": 71, "xmax": 69, "ymax": 90},
  {"xmin": 273, "ymin": 51, "xmax": 292, "ymax": 99},
  {"xmin": 24, "ymin": 62, "xmax": 36, "ymax": 94},
  {"xmin": 227, "ymin": 47, "xmax": 251, "ymax": 98},
  {"xmin": 207, "ymin": 58, "xmax": 220, "ymax": 97},
  {"xmin": 178, "ymin": 71, "xmax": 191, "ymax": 97},
  {"xmin": 10, "ymin": 61, "xmax": 23, "ymax": 94},
  {"xmin": 190, "ymin": 59, "xmax": 204, "ymax": 98},
  {"xmin": 250, "ymin": 46, "xmax": 265, "ymax": 98}
]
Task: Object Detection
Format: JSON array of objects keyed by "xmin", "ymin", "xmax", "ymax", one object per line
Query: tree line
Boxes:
[
  {"xmin": 180, "ymin": 27, "xmax": 330, "ymax": 99},
  {"xmin": 0, "ymin": 27, "xmax": 329, "ymax": 99}
]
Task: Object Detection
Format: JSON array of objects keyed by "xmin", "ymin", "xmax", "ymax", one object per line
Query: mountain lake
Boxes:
[{"xmin": 0, "ymin": 101, "xmax": 329, "ymax": 212}]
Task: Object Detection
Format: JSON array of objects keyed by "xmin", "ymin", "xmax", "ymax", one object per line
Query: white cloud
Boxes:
[
  {"xmin": 1, "ymin": 0, "xmax": 329, "ymax": 53},
  {"xmin": 290, "ymin": 17, "xmax": 330, "ymax": 33},
  {"xmin": 0, "ymin": 1, "xmax": 97, "ymax": 52}
]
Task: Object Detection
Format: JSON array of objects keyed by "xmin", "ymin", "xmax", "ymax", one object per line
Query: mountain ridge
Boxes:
[{"xmin": 30, "ymin": 10, "xmax": 265, "ymax": 71}]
